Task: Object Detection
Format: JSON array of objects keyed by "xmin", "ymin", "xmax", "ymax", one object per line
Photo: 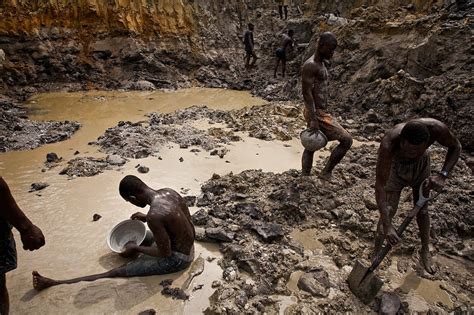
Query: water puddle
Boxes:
[
  {"xmin": 1, "ymin": 88, "xmax": 273, "ymax": 314},
  {"xmin": 290, "ymin": 228, "xmax": 326, "ymax": 253},
  {"xmin": 398, "ymin": 271, "xmax": 453, "ymax": 308}
]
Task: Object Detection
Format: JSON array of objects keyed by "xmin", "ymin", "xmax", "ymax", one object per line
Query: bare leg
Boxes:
[
  {"xmin": 245, "ymin": 55, "xmax": 250, "ymax": 69},
  {"xmin": 320, "ymin": 134, "xmax": 352, "ymax": 179},
  {"xmin": 413, "ymin": 187, "xmax": 435, "ymax": 274},
  {"xmin": 282, "ymin": 60, "xmax": 286, "ymax": 77},
  {"xmin": 274, "ymin": 59, "xmax": 280, "ymax": 78},
  {"xmin": 250, "ymin": 52, "xmax": 258, "ymax": 67},
  {"xmin": 278, "ymin": 5, "xmax": 283, "ymax": 19},
  {"xmin": 301, "ymin": 149, "xmax": 315, "ymax": 176},
  {"xmin": 373, "ymin": 191, "xmax": 401, "ymax": 259},
  {"xmin": 32, "ymin": 266, "xmax": 127, "ymax": 291},
  {"xmin": 284, "ymin": 5, "xmax": 288, "ymax": 19},
  {"xmin": 0, "ymin": 274, "xmax": 9, "ymax": 315}
]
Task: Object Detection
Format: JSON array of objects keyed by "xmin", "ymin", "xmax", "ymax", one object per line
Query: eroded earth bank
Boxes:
[{"xmin": 0, "ymin": 0, "xmax": 472, "ymax": 314}]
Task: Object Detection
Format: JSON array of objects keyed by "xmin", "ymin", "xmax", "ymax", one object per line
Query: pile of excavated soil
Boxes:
[
  {"xmin": 0, "ymin": 95, "xmax": 80, "ymax": 152},
  {"xmin": 90, "ymin": 103, "xmax": 304, "ymax": 162},
  {"xmin": 190, "ymin": 144, "xmax": 473, "ymax": 313}
]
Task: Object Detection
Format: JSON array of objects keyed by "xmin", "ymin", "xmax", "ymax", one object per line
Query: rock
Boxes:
[
  {"xmin": 106, "ymin": 154, "xmax": 126, "ymax": 166},
  {"xmin": 193, "ymin": 284, "xmax": 204, "ymax": 291},
  {"xmin": 183, "ymin": 195, "xmax": 197, "ymax": 207},
  {"xmin": 363, "ymin": 123, "xmax": 379, "ymax": 134},
  {"xmin": 161, "ymin": 286, "xmax": 189, "ymax": 300},
  {"xmin": 363, "ymin": 195, "xmax": 378, "ymax": 211},
  {"xmin": 210, "ymin": 147, "xmax": 229, "ymax": 158},
  {"xmin": 46, "ymin": 152, "xmax": 60, "ymax": 163},
  {"xmin": 138, "ymin": 309, "xmax": 156, "ymax": 315},
  {"xmin": 192, "ymin": 209, "xmax": 209, "ymax": 225},
  {"xmin": 223, "ymin": 267, "xmax": 238, "ymax": 281},
  {"xmin": 205, "ymin": 227, "xmax": 235, "ymax": 242},
  {"xmin": 211, "ymin": 280, "xmax": 221, "ymax": 288},
  {"xmin": 29, "ymin": 182, "xmax": 49, "ymax": 192},
  {"xmin": 137, "ymin": 165, "xmax": 149, "ymax": 173},
  {"xmin": 179, "ymin": 157, "xmax": 184, "ymax": 162},
  {"xmin": 251, "ymin": 222, "xmax": 285, "ymax": 242},
  {"xmin": 379, "ymin": 292, "xmax": 401, "ymax": 315},
  {"xmin": 366, "ymin": 109, "xmax": 381, "ymax": 123},
  {"xmin": 160, "ymin": 279, "xmax": 173, "ymax": 287},
  {"xmin": 92, "ymin": 214, "xmax": 102, "ymax": 221},
  {"xmin": 297, "ymin": 267, "xmax": 330, "ymax": 297},
  {"xmin": 125, "ymin": 80, "xmax": 156, "ymax": 91},
  {"xmin": 235, "ymin": 291, "xmax": 248, "ymax": 308}
]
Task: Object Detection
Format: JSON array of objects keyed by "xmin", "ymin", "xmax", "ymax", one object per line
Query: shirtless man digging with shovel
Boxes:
[{"xmin": 374, "ymin": 118, "xmax": 461, "ymax": 274}]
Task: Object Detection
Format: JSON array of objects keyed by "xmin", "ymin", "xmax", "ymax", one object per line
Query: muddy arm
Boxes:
[
  {"xmin": 432, "ymin": 122, "xmax": 462, "ymax": 175},
  {"xmin": 301, "ymin": 63, "xmax": 319, "ymax": 129},
  {"xmin": 375, "ymin": 139, "xmax": 394, "ymax": 230},
  {"xmin": 135, "ymin": 214, "xmax": 171, "ymax": 258},
  {"xmin": 0, "ymin": 177, "xmax": 45, "ymax": 250}
]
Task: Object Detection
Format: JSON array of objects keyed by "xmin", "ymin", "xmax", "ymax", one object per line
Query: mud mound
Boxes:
[
  {"xmin": 194, "ymin": 145, "xmax": 473, "ymax": 313},
  {"xmin": 92, "ymin": 103, "xmax": 305, "ymax": 161},
  {"xmin": 0, "ymin": 95, "xmax": 80, "ymax": 152}
]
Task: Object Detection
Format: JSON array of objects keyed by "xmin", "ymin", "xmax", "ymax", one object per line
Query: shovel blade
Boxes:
[{"xmin": 347, "ymin": 260, "xmax": 384, "ymax": 304}]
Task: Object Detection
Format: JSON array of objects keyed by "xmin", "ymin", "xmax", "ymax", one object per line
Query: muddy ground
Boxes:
[
  {"xmin": 0, "ymin": 0, "xmax": 473, "ymax": 313},
  {"xmin": 50, "ymin": 102, "xmax": 473, "ymax": 313}
]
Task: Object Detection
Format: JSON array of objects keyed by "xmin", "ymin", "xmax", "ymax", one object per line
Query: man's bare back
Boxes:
[
  {"xmin": 145, "ymin": 188, "xmax": 195, "ymax": 257},
  {"xmin": 32, "ymin": 176, "xmax": 195, "ymax": 291}
]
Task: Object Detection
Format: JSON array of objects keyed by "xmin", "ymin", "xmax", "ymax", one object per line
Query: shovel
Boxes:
[{"xmin": 347, "ymin": 179, "xmax": 441, "ymax": 304}]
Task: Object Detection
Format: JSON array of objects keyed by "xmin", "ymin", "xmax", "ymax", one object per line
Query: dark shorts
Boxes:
[
  {"xmin": 385, "ymin": 152, "xmax": 431, "ymax": 192},
  {"xmin": 124, "ymin": 249, "xmax": 193, "ymax": 277},
  {"xmin": 245, "ymin": 47, "xmax": 253, "ymax": 56},
  {"xmin": 276, "ymin": 48, "xmax": 286, "ymax": 60},
  {"xmin": 0, "ymin": 221, "xmax": 17, "ymax": 275}
]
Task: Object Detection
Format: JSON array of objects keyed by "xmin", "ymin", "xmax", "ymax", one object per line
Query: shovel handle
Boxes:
[{"xmin": 368, "ymin": 179, "xmax": 442, "ymax": 272}]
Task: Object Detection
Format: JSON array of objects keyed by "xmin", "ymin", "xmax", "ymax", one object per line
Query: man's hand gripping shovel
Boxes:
[{"xmin": 347, "ymin": 179, "xmax": 442, "ymax": 304}]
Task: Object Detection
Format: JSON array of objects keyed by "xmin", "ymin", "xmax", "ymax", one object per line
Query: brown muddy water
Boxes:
[{"xmin": 0, "ymin": 88, "xmax": 313, "ymax": 314}]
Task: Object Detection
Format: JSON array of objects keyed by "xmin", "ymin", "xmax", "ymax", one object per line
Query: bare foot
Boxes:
[
  {"xmin": 420, "ymin": 249, "xmax": 436, "ymax": 275},
  {"xmin": 32, "ymin": 271, "xmax": 58, "ymax": 291}
]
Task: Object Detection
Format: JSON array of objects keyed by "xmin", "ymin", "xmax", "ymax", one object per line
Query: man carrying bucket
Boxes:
[
  {"xmin": 374, "ymin": 119, "xmax": 461, "ymax": 274},
  {"xmin": 301, "ymin": 32, "xmax": 353, "ymax": 179},
  {"xmin": 32, "ymin": 175, "xmax": 195, "ymax": 290}
]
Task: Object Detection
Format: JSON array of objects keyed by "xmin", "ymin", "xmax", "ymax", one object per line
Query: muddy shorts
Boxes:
[
  {"xmin": 0, "ymin": 220, "xmax": 17, "ymax": 275},
  {"xmin": 385, "ymin": 152, "xmax": 431, "ymax": 192},
  {"xmin": 124, "ymin": 249, "xmax": 193, "ymax": 277},
  {"xmin": 303, "ymin": 108, "xmax": 350, "ymax": 142},
  {"xmin": 276, "ymin": 48, "xmax": 286, "ymax": 60}
]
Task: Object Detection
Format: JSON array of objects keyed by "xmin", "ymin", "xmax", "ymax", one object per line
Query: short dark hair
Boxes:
[
  {"xmin": 119, "ymin": 175, "xmax": 145, "ymax": 198},
  {"xmin": 248, "ymin": 23, "xmax": 254, "ymax": 28},
  {"xmin": 400, "ymin": 121, "xmax": 430, "ymax": 145},
  {"xmin": 288, "ymin": 29, "xmax": 294, "ymax": 35},
  {"xmin": 319, "ymin": 31, "xmax": 337, "ymax": 45}
]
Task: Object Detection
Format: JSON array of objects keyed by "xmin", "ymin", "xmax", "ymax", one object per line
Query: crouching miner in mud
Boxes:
[
  {"xmin": 32, "ymin": 175, "xmax": 195, "ymax": 290},
  {"xmin": 1, "ymin": 177, "xmax": 45, "ymax": 314},
  {"xmin": 374, "ymin": 119, "xmax": 461, "ymax": 274},
  {"xmin": 301, "ymin": 32, "xmax": 353, "ymax": 179}
]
